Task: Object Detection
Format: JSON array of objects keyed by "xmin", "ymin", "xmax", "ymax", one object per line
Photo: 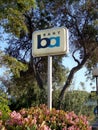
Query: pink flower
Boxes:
[
  {"xmin": 56, "ymin": 110, "xmax": 60, "ymax": 113},
  {"xmin": 10, "ymin": 111, "xmax": 17, "ymax": 118},
  {"xmin": 68, "ymin": 125, "xmax": 75, "ymax": 130},
  {"xmin": 24, "ymin": 117, "xmax": 29, "ymax": 123},
  {"xmin": 74, "ymin": 117, "xmax": 79, "ymax": 123},
  {"xmin": 44, "ymin": 110, "xmax": 50, "ymax": 115},
  {"xmin": 9, "ymin": 111, "xmax": 23, "ymax": 125},
  {"xmin": 10, "ymin": 111, "xmax": 22, "ymax": 120},
  {"xmin": 65, "ymin": 114, "xmax": 70, "ymax": 120}
]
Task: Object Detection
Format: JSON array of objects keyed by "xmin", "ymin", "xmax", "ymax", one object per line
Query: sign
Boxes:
[{"xmin": 32, "ymin": 27, "xmax": 68, "ymax": 57}]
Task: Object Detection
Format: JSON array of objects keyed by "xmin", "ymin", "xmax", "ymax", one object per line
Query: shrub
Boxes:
[{"xmin": 0, "ymin": 104, "xmax": 92, "ymax": 130}]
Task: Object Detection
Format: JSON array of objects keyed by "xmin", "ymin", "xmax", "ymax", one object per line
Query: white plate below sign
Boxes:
[{"xmin": 32, "ymin": 27, "xmax": 68, "ymax": 57}]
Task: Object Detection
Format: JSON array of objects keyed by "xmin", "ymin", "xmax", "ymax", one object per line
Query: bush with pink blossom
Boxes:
[{"xmin": 0, "ymin": 104, "xmax": 92, "ymax": 130}]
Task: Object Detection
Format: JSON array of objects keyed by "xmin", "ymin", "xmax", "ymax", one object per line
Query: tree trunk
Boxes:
[{"xmin": 59, "ymin": 53, "xmax": 89, "ymax": 108}]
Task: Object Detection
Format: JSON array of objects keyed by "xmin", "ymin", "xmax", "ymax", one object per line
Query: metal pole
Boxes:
[
  {"xmin": 96, "ymin": 77, "xmax": 98, "ymax": 94},
  {"xmin": 48, "ymin": 55, "xmax": 52, "ymax": 110}
]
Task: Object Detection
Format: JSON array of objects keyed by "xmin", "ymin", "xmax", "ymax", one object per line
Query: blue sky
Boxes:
[{"xmin": 62, "ymin": 55, "xmax": 96, "ymax": 92}]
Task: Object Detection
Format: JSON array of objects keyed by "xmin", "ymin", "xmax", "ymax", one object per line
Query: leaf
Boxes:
[{"xmin": 26, "ymin": 126, "xmax": 31, "ymax": 130}]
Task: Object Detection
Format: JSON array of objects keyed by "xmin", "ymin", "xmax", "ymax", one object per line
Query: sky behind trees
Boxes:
[{"xmin": 62, "ymin": 55, "xmax": 96, "ymax": 92}]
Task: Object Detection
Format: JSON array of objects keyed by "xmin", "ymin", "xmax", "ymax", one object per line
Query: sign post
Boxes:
[
  {"xmin": 48, "ymin": 56, "xmax": 52, "ymax": 110},
  {"xmin": 92, "ymin": 67, "xmax": 98, "ymax": 129},
  {"xmin": 32, "ymin": 27, "xmax": 68, "ymax": 110}
]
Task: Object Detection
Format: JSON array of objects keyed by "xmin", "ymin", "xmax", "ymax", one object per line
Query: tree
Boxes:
[
  {"xmin": 0, "ymin": 0, "xmax": 98, "ymax": 108},
  {"xmin": 47, "ymin": 0, "xmax": 98, "ymax": 104},
  {"xmin": 63, "ymin": 91, "xmax": 90, "ymax": 114},
  {"xmin": 48, "ymin": 0, "xmax": 98, "ymax": 103}
]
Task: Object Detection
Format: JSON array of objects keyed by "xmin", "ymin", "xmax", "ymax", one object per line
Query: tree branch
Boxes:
[
  {"xmin": 59, "ymin": 51, "xmax": 91, "ymax": 108},
  {"xmin": 72, "ymin": 49, "xmax": 80, "ymax": 65}
]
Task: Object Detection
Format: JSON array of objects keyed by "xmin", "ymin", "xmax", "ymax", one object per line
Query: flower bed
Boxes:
[{"xmin": 0, "ymin": 104, "xmax": 92, "ymax": 130}]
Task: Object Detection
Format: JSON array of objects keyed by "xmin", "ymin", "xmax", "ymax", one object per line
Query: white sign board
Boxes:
[{"xmin": 32, "ymin": 27, "xmax": 68, "ymax": 57}]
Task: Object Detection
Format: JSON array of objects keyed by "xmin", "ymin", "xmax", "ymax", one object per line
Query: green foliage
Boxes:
[
  {"xmin": 9, "ymin": 80, "xmax": 47, "ymax": 110},
  {"xmin": 0, "ymin": 0, "xmax": 36, "ymax": 37},
  {"xmin": 52, "ymin": 89, "xmax": 60, "ymax": 109},
  {"xmin": 63, "ymin": 91, "xmax": 88, "ymax": 113},
  {"xmin": 0, "ymin": 90, "xmax": 11, "ymax": 120}
]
